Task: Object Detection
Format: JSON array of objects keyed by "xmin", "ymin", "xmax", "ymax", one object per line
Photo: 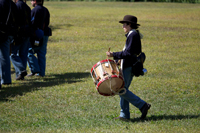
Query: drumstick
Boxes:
[{"xmin": 107, "ymin": 47, "xmax": 111, "ymax": 59}]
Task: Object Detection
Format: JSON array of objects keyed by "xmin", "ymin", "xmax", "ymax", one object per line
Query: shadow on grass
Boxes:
[
  {"xmin": 50, "ymin": 24, "xmax": 73, "ymax": 31},
  {"xmin": 129, "ymin": 114, "xmax": 200, "ymax": 123},
  {"xmin": 0, "ymin": 72, "xmax": 90, "ymax": 102}
]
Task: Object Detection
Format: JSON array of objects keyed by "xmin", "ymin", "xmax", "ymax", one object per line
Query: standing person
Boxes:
[
  {"xmin": 0, "ymin": 0, "xmax": 18, "ymax": 85},
  {"xmin": 27, "ymin": 0, "xmax": 51, "ymax": 77},
  {"xmin": 106, "ymin": 15, "xmax": 151, "ymax": 120},
  {"xmin": 10, "ymin": 0, "xmax": 31, "ymax": 80}
]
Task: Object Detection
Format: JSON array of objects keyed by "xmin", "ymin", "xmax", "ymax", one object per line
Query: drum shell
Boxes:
[{"xmin": 91, "ymin": 59, "xmax": 125, "ymax": 96}]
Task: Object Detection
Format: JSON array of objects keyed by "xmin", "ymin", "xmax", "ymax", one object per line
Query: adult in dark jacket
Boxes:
[
  {"xmin": 0, "ymin": 0, "xmax": 18, "ymax": 85},
  {"xmin": 106, "ymin": 15, "xmax": 151, "ymax": 121},
  {"xmin": 10, "ymin": 0, "xmax": 31, "ymax": 80},
  {"xmin": 27, "ymin": 0, "xmax": 51, "ymax": 77}
]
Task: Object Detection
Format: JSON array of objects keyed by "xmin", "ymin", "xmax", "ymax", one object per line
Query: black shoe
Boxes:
[
  {"xmin": 16, "ymin": 75, "xmax": 24, "ymax": 80},
  {"xmin": 140, "ymin": 103, "xmax": 151, "ymax": 120},
  {"xmin": 16, "ymin": 71, "xmax": 27, "ymax": 80},
  {"xmin": 21, "ymin": 70, "xmax": 27, "ymax": 77},
  {"xmin": 26, "ymin": 73, "xmax": 36, "ymax": 77}
]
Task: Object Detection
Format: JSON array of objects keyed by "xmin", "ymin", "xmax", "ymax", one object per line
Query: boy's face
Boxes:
[{"xmin": 122, "ymin": 23, "xmax": 131, "ymax": 33}]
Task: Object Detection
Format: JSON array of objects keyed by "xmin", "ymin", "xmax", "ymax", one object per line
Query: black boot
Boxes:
[
  {"xmin": 16, "ymin": 70, "xmax": 27, "ymax": 80},
  {"xmin": 140, "ymin": 103, "xmax": 151, "ymax": 120}
]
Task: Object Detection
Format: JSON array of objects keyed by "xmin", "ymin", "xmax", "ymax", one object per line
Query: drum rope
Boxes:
[{"xmin": 108, "ymin": 76, "xmax": 126, "ymax": 96}]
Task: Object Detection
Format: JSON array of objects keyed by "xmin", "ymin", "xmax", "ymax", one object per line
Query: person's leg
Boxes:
[
  {"xmin": 27, "ymin": 47, "xmax": 40, "ymax": 74},
  {"xmin": 0, "ymin": 36, "xmax": 12, "ymax": 84},
  {"xmin": 10, "ymin": 42, "xmax": 25, "ymax": 78},
  {"xmin": 119, "ymin": 67, "xmax": 146, "ymax": 119},
  {"xmin": 119, "ymin": 97, "xmax": 130, "ymax": 119},
  {"xmin": 19, "ymin": 37, "xmax": 30, "ymax": 70},
  {"xmin": 36, "ymin": 36, "xmax": 48, "ymax": 77}
]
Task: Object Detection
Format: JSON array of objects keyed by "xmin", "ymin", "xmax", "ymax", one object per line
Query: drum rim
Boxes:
[
  {"xmin": 91, "ymin": 59, "xmax": 115, "ymax": 73},
  {"xmin": 96, "ymin": 75, "xmax": 125, "ymax": 96}
]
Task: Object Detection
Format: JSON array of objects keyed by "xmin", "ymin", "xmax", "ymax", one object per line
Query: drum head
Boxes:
[{"xmin": 97, "ymin": 75, "xmax": 124, "ymax": 96}]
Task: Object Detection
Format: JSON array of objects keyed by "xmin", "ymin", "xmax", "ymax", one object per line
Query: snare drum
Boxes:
[{"xmin": 91, "ymin": 59, "xmax": 125, "ymax": 96}]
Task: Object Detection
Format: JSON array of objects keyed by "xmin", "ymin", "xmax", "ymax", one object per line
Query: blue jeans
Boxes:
[
  {"xmin": 0, "ymin": 36, "xmax": 13, "ymax": 84},
  {"xmin": 27, "ymin": 36, "xmax": 48, "ymax": 76},
  {"xmin": 10, "ymin": 37, "xmax": 30, "ymax": 78},
  {"xmin": 119, "ymin": 67, "xmax": 146, "ymax": 119}
]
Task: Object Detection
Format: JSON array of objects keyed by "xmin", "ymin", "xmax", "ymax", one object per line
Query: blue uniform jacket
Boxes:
[
  {"xmin": 31, "ymin": 4, "xmax": 51, "ymax": 36},
  {"xmin": 43, "ymin": 6, "xmax": 52, "ymax": 36},
  {"xmin": 31, "ymin": 4, "xmax": 45, "ymax": 32},
  {"xmin": 0, "ymin": 0, "xmax": 10, "ymax": 25},
  {"xmin": 16, "ymin": 0, "xmax": 31, "ymax": 36},
  {"xmin": 113, "ymin": 30, "xmax": 141, "ymax": 69},
  {"xmin": 0, "ymin": 0, "xmax": 18, "ymax": 35}
]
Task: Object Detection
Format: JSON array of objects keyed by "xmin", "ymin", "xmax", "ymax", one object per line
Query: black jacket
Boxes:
[
  {"xmin": 31, "ymin": 4, "xmax": 51, "ymax": 36},
  {"xmin": 0, "ymin": 0, "xmax": 18, "ymax": 35},
  {"xmin": 16, "ymin": 0, "xmax": 31, "ymax": 36},
  {"xmin": 113, "ymin": 30, "xmax": 141, "ymax": 69}
]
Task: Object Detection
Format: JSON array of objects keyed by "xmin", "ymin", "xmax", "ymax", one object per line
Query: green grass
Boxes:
[{"xmin": 0, "ymin": 2, "xmax": 200, "ymax": 133}]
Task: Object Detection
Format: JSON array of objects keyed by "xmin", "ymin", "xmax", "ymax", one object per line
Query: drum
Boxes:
[{"xmin": 91, "ymin": 59, "xmax": 125, "ymax": 96}]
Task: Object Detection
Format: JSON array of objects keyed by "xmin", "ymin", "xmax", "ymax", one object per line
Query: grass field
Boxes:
[{"xmin": 0, "ymin": 2, "xmax": 200, "ymax": 133}]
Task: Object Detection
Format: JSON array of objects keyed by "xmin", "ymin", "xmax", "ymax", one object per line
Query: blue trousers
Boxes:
[
  {"xmin": 10, "ymin": 37, "xmax": 30, "ymax": 78},
  {"xmin": 0, "ymin": 36, "xmax": 13, "ymax": 84},
  {"xmin": 27, "ymin": 36, "xmax": 48, "ymax": 77},
  {"xmin": 119, "ymin": 67, "xmax": 146, "ymax": 119}
]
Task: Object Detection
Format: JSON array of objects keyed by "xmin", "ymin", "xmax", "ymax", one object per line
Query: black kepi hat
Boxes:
[{"xmin": 119, "ymin": 15, "xmax": 140, "ymax": 26}]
